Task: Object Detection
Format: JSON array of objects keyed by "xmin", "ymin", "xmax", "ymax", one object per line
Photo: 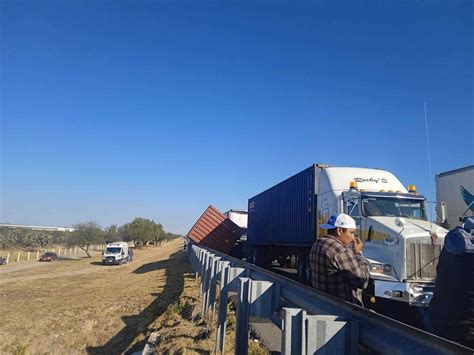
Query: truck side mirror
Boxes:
[
  {"xmin": 337, "ymin": 195, "xmax": 344, "ymax": 213},
  {"xmin": 439, "ymin": 201, "xmax": 447, "ymax": 223}
]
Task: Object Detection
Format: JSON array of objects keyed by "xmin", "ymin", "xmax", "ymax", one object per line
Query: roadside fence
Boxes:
[
  {"xmin": 188, "ymin": 243, "xmax": 472, "ymax": 355},
  {"xmin": 0, "ymin": 244, "xmax": 107, "ymax": 265}
]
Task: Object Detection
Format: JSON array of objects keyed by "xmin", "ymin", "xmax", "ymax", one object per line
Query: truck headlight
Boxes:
[
  {"xmin": 369, "ymin": 262, "xmax": 396, "ymax": 277},
  {"xmin": 383, "ymin": 290, "xmax": 404, "ymax": 298}
]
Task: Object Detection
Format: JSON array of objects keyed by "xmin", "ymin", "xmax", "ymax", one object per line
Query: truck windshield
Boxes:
[
  {"xmin": 361, "ymin": 196, "xmax": 427, "ymax": 220},
  {"xmin": 106, "ymin": 247, "xmax": 122, "ymax": 254}
]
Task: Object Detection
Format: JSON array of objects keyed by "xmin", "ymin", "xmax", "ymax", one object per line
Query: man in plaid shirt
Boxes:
[{"xmin": 310, "ymin": 213, "xmax": 369, "ymax": 306}]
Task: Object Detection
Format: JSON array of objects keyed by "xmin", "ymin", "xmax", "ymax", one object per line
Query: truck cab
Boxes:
[{"xmin": 318, "ymin": 167, "xmax": 448, "ymax": 307}]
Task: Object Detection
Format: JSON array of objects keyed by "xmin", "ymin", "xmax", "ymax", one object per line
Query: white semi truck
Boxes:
[
  {"xmin": 248, "ymin": 164, "xmax": 448, "ymax": 311},
  {"xmin": 436, "ymin": 165, "xmax": 474, "ymax": 228},
  {"xmin": 102, "ymin": 242, "xmax": 130, "ymax": 265}
]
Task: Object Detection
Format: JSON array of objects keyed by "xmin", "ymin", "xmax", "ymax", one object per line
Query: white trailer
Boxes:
[
  {"xmin": 224, "ymin": 209, "xmax": 248, "ymax": 229},
  {"xmin": 436, "ymin": 165, "xmax": 474, "ymax": 228},
  {"xmin": 102, "ymin": 242, "xmax": 130, "ymax": 265}
]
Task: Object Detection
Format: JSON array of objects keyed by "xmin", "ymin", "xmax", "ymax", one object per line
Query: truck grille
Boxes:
[{"xmin": 406, "ymin": 243, "xmax": 442, "ymax": 280}]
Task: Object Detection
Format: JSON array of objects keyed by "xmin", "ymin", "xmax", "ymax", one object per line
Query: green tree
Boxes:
[
  {"xmin": 153, "ymin": 223, "xmax": 165, "ymax": 246},
  {"xmin": 34, "ymin": 232, "xmax": 53, "ymax": 248},
  {"xmin": 67, "ymin": 222, "xmax": 103, "ymax": 257},
  {"xmin": 50, "ymin": 230, "xmax": 69, "ymax": 245},
  {"xmin": 20, "ymin": 233, "xmax": 38, "ymax": 249},
  {"xmin": 118, "ymin": 224, "xmax": 132, "ymax": 244},
  {"xmin": 104, "ymin": 224, "xmax": 120, "ymax": 243},
  {"xmin": 0, "ymin": 230, "xmax": 19, "ymax": 249},
  {"xmin": 164, "ymin": 232, "xmax": 182, "ymax": 240},
  {"xmin": 119, "ymin": 218, "xmax": 162, "ymax": 248}
]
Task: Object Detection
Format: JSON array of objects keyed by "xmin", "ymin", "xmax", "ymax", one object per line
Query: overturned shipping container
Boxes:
[{"xmin": 186, "ymin": 205, "xmax": 244, "ymax": 254}]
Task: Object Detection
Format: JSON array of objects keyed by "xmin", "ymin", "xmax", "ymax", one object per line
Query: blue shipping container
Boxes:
[{"xmin": 248, "ymin": 165, "xmax": 316, "ymax": 246}]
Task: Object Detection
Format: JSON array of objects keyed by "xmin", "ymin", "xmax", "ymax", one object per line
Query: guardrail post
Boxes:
[
  {"xmin": 305, "ymin": 315, "xmax": 349, "ymax": 354},
  {"xmin": 209, "ymin": 255, "xmax": 221, "ymax": 313},
  {"xmin": 199, "ymin": 251, "xmax": 209, "ymax": 291},
  {"xmin": 199, "ymin": 250, "xmax": 205, "ymax": 288},
  {"xmin": 195, "ymin": 247, "xmax": 200, "ymax": 271},
  {"xmin": 201, "ymin": 252, "xmax": 210, "ymax": 313},
  {"xmin": 201, "ymin": 252, "xmax": 215, "ymax": 315},
  {"xmin": 203, "ymin": 254, "xmax": 214, "ymax": 313},
  {"xmin": 191, "ymin": 246, "xmax": 196, "ymax": 269},
  {"xmin": 216, "ymin": 261, "xmax": 231, "ymax": 354},
  {"xmin": 195, "ymin": 248, "xmax": 201, "ymax": 279},
  {"xmin": 281, "ymin": 307, "xmax": 306, "ymax": 355},
  {"xmin": 192, "ymin": 248, "xmax": 198, "ymax": 278},
  {"xmin": 235, "ymin": 277, "xmax": 251, "ymax": 355},
  {"xmin": 198, "ymin": 249, "xmax": 205, "ymax": 278}
]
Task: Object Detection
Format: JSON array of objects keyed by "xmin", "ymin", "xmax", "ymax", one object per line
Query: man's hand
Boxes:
[{"xmin": 353, "ymin": 237, "xmax": 364, "ymax": 254}]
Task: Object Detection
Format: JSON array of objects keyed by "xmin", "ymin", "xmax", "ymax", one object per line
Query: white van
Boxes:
[{"xmin": 102, "ymin": 242, "xmax": 130, "ymax": 265}]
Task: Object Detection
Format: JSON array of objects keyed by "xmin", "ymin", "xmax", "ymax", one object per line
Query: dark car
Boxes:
[
  {"xmin": 0, "ymin": 257, "xmax": 6, "ymax": 265},
  {"xmin": 39, "ymin": 252, "xmax": 58, "ymax": 262}
]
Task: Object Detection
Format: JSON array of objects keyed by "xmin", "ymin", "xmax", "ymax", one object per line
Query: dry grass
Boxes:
[
  {"xmin": 0, "ymin": 239, "xmax": 186, "ymax": 354},
  {"xmin": 0, "ymin": 239, "xmax": 269, "ymax": 354},
  {"xmin": 143, "ymin": 273, "xmax": 269, "ymax": 355}
]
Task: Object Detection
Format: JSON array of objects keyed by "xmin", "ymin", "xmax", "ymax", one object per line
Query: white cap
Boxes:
[{"xmin": 320, "ymin": 213, "xmax": 357, "ymax": 229}]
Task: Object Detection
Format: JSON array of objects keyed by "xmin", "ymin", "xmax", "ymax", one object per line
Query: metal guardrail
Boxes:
[{"xmin": 187, "ymin": 243, "xmax": 473, "ymax": 355}]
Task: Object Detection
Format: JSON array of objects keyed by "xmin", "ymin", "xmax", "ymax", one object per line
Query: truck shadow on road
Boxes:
[{"xmin": 86, "ymin": 249, "xmax": 191, "ymax": 354}]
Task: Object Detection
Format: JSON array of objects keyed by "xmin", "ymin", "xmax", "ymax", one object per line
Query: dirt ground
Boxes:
[
  {"xmin": 143, "ymin": 262, "xmax": 268, "ymax": 355},
  {"xmin": 0, "ymin": 239, "xmax": 192, "ymax": 354},
  {"xmin": 0, "ymin": 239, "xmax": 268, "ymax": 354}
]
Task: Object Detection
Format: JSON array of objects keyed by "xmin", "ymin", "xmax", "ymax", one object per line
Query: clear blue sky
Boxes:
[{"xmin": 1, "ymin": 1, "xmax": 472, "ymax": 234}]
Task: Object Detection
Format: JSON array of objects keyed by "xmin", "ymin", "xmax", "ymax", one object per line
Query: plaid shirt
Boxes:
[{"xmin": 310, "ymin": 235, "xmax": 369, "ymax": 306}]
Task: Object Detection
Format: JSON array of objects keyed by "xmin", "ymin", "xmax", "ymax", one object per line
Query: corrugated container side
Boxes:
[
  {"xmin": 247, "ymin": 165, "xmax": 316, "ymax": 246},
  {"xmin": 187, "ymin": 205, "xmax": 243, "ymax": 254}
]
